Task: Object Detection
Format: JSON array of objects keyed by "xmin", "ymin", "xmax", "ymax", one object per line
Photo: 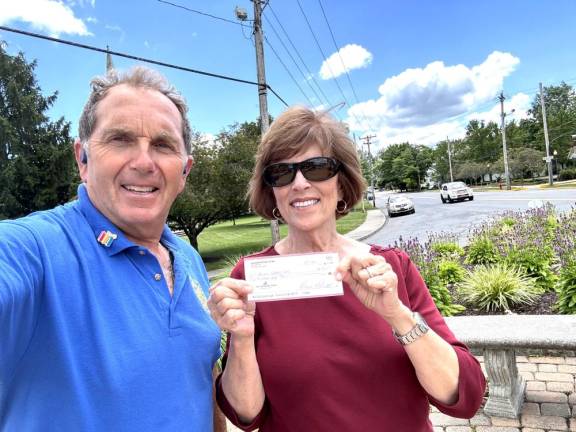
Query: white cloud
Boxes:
[
  {"xmin": 86, "ymin": 16, "xmax": 98, "ymax": 23},
  {"xmin": 347, "ymin": 51, "xmax": 522, "ymax": 147},
  {"xmin": 466, "ymin": 93, "xmax": 531, "ymax": 125},
  {"xmin": 0, "ymin": 0, "xmax": 92, "ymax": 37},
  {"xmin": 105, "ymin": 24, "xmax": 125, "ymax": 42},
  {"xmin": 200, "ymin": 133, "xmax": 218, "ymax": 148},
  {"xmin": 319, "ymin": 44, "xmax": 373, "ymax": 80},
  {"xmin": 65, "ymin": 0, "xmax": 95, "ymax": 8}
]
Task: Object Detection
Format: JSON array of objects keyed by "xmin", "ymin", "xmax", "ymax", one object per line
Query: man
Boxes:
[{"xmin": 0, "ymin": 66, "xmax": 224, "ymax": 431}]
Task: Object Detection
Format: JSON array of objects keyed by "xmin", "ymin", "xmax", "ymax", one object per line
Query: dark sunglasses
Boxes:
[{"xmin": 263, "ymin": 157, "xmax": 342, "ymax": 188}]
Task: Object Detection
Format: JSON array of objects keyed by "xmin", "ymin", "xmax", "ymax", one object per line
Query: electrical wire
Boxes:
[
  {"xmin": 264, "ymin": 36, "xmax": 315, "ymax": 106},
  {"xmin": 263, "ymin": 14, "xmax": 325, "ymax": 106},
  {"xmin": 0, "ymin": 25, "xmax": 289, "ymax": 106},
  {"xmin": 266, "ymin": 3, "xmax": 334, "ymax": 109},
  {"xmin": 157, "ymin": 0, "xmax": 249, "ymax": 27},
  {"xmin": 293, "ymin": 0, "xmax": 364, "ymax": 128}
]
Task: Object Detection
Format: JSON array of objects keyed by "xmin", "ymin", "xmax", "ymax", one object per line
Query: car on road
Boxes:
[
  {"xmin": 440, "ymin": 182, "xmax": 474, "ymax": 203},
  {"xmin": 385, "ymin": 195, "xmax": 415, "ymax": 217}
]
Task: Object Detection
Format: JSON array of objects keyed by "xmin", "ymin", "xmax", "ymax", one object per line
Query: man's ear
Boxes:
[
  {"xmin": 182, "ymin": 155, "xmax": 194, "ymax": 177},
  {"xmin": 178, "ymin": 155, "xmax": 194, "ymax": 194},
  {"xmin": 74, "ymin": 140, "xmax": 88, "ymax": 182}
]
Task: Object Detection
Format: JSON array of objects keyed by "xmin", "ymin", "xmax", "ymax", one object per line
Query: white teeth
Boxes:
[
  {"xmin": 124, "ymin": 185, "xmax": 156, "ymax": 193},
  {"xmin": 292, "ymin": 199, "xmax": 318, "ymax": 208}
]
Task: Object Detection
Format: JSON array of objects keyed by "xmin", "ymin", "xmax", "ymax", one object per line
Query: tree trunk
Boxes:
[{"xmin": 187, "ymin": 233, "xmax": 199, "ymax": 251}]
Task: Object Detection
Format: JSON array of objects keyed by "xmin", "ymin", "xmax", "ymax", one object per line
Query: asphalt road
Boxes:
[{"xmin": 364, "ymin": 187, "xmax": 576, "ymax": 247}]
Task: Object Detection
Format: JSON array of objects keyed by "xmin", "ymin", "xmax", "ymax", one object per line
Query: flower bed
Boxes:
[{"xmin": 391, "ymin": 204, "xmax": 576, "ymax": 316}]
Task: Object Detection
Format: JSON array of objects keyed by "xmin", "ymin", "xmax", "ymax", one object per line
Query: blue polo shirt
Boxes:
[{"xmin": 0, "ymin": 185, "xmax": 221, "ymax": 431}]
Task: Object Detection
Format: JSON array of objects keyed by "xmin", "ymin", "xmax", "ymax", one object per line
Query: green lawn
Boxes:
[{"xmin": 197, "ymin": 206, "xmax": 368, "ymax": 271}]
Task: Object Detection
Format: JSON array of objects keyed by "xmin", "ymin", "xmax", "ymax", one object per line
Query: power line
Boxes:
[
  {"xmin": 263, "ymin": 36, "xmax": 315, "ymax": 106},
  {"xmin": 293, "ymin": 0, "xmax": 354, "ymax": 110},
  {"xmin": 266, "ymin": 3, "xmax": 335, "ymax": 109},
  {"xmin": 0, "ymin": 25, "xmax": 288, "ymax": 106},
  {"xmin": 316, "ymin": 0, "xmax": 374, "ymax": 132},
  {"xmin": 263, "ymin": 14, "xmax": 326, "ymax": 106},
  {"xmin": 157, "ymin": 0, "xmax": 248, "ymax": 27}
]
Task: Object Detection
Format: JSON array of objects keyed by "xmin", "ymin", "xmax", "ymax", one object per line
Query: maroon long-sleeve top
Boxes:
[{"xmin": 216, "ymin": 245, "xmax": 486, "ymax": 431}]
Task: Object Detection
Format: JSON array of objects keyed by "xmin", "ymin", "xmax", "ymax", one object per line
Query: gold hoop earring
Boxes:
[
  {"xmin": 272, "ymin": 207, "xmax": 283, "ymax": 220},
  {"xmin": 336, "ymin": 200, "xmax": 348, "ymax": 214}
]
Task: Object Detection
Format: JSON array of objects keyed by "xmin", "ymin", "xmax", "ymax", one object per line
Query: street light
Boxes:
[{"xmin": 553, "ymin": 149, "xmax": 558, "ymax": 179}]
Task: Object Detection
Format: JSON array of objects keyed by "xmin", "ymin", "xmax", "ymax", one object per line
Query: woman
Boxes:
[{"xmin": 208, "ymin": 106, "xmax": 485, "ymax": 431}]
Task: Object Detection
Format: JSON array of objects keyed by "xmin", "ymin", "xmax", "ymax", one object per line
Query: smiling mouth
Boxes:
[
  {"xmin": 122, "ymin": 185, "xmax": 159, "ymax": 194},
  {"xmin": 291, "ymin": 199, "xmax": 319, "ymax": 208}
]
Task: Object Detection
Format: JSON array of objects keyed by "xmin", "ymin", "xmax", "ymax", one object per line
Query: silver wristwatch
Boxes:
[{"xmin": 392, "ymin": 312, "xmax": 429, "ymax": 346}]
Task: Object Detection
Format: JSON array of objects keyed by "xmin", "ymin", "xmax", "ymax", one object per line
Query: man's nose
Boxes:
[{"xmin": 130, "ymin": 141, "xmax": 156, "ymax": 172}]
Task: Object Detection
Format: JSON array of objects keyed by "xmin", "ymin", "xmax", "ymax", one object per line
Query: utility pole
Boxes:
[
  {"xmin": 105, "ymin": 45, "xmax": 114, "ymax": 72},
  {"xmin": 240, "ymin": 0, "xmax": 279, "ymax": 244},
  {"xmin": 446, "ymin": 136, "xmax": 454, "ymax": 182},
  {"xmin": 540, "ymin": 82, "xmax": 554, "ymax": 186},
  {"xmin": 499, "ymin": 92, "xmax": 512, "ymax": 190},
  {"xmin": 361, "ymin": 134, "xmax": 377, "ymax": 207}
]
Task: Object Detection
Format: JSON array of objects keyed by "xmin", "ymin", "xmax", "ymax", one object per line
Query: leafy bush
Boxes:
[
  {"xmin": 417, "ymin": 267, "xmax": 465, "ymax": 316},
  {"xmin": 458, "ymin": 263, "xmax": 539, "ymax": 312},
  {"xmin": 558, "ymin": 168, "xmax": 576, "ymax": 181},
  {"xmin": 431, "ymin": 241, "xmax": 464, "ymax": 258},
  {"xmin": 555, "ymin": 260, "xmax": 576, "ymax": 314},
  {"xmin": 438, "ymin": 260, "xmax": 466, "ymax": 284},
  {"xmin": 465, "ymin": 236, "xmax": 499, "ymax": 265},
  {"xmin": 505, "ymin": 246, "xmax": 557, "ymax": 291}
]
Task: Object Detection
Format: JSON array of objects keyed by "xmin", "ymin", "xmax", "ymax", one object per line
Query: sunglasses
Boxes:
[{"xmin": 263, "ymin": 157, "xmax": 342, "ymax": 188}]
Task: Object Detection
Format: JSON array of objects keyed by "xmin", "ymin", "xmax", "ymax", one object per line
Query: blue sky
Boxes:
[{"xmin": 1, "ymin": 0, "xmax": 576, "ymax": 151}]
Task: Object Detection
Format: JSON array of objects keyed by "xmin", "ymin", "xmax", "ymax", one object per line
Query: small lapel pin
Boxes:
[{"xmin": 97, "ymin": 230, "xmax": 118, "ymax": 247}]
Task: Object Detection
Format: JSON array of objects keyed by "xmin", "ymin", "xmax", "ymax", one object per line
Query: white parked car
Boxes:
[
  {"xmin": 385, "ymin": 195, "xmax": 415, "ymax": 217},
  {"xmin": 440, "ymin": 182, "xmax": 474, "ymax": 203}
]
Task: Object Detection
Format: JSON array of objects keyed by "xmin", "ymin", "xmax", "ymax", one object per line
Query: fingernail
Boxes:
[{"xmin": 335, "ymin": 272, "xmax": 343, "ymax": 281}]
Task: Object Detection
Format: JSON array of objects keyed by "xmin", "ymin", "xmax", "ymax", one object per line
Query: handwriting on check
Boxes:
[{"xmin": 244, "ymin": 252, "xmax": 343, "ymax": 302}]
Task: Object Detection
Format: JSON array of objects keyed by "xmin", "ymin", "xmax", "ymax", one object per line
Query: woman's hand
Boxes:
[
  {"xmin": 336, "ymin": 254, "xmax": 404, "ymax": 321},
  {"xmin": 208, "ymin": 278, "xmax": 256, "ymax": 339}
]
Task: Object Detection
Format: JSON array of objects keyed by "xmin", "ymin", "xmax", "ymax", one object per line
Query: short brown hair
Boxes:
[
  {"xmin": 249, "ymin": 106, "xmax": 367, "ymax": 219},
  {"xmin": 78, "ymin": 66, "xmax": 192, "ymax": 154}
]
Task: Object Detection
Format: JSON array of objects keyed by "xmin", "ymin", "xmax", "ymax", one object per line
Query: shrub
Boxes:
[
  {"xmin": 505, "ymin": 246, "xmax": 556, "ymax": 291},
  {"xmin": 420, "ymin": 268, "xmax": 465, "ymax": 317},
  {"xmin": 438, "ymin": 260, "xmax": 466, "ymax": 285},
  {"xmin": 555, "ymin": 260, "xmax": 576, "ymax": 314},
  {"xmin": 558, "ymin": 168, "xmax": 576, "ymax": 181},
  {"xmin": 458, "ymin": 263, "xmax": 539, "ymax": 312},
  {"xmin": 465, "ymin": 236, "xmax": 499, "ymax": 265},
  {"xmin": 431, "ymin": 241, "xmax": 464, "ymax": 258}
]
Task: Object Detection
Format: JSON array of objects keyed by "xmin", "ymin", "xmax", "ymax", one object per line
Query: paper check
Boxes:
[{"xmin": 244, "ymin": 252, "xmax": 343, "ymax": 302}]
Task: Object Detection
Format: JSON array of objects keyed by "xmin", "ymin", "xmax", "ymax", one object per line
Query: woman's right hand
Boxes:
[{"xmin": 208, "ymin": 278, "xmax": 256, "ymax": 339}]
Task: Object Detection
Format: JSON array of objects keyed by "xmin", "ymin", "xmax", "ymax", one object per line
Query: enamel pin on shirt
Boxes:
[{"xmin": 97, "ymin": 230, "xmax": 117, "ymax": 247}]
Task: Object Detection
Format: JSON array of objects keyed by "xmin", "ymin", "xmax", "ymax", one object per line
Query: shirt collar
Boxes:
[{"xmin": 77, "ymin": 183, "xmax": 174, "ymax": 256}]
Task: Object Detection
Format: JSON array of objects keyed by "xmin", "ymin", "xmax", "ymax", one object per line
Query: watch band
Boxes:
[{"xmin": 392, "ymin": 312, "xmax": 429, "ymax": 346}]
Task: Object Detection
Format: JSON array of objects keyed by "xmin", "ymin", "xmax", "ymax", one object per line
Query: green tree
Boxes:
[
  {"xmin": 0, "ymin": 44, "xmax": 76, "ymax": 219},
  {"xmin": 461, "ymin": 120, "xmax": 501, "ymax": 163},
  {"xmin": 168, "ymin": 122, "xmax": 260, "ymax": 250},
  {"xmin": 215, "ymin": 121, "xmax": 260, "ymax": 224},
  {"xmin": 374, "ymin": 143, "xmax": 433, "ymax": 191},
  {"xmin": 526, "ymin": 82, "xmax": 576, "ymax": 166}
]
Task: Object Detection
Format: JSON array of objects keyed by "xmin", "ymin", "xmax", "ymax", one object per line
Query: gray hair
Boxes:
[{"xmin": 78, "ymin": 66, "xmax": 192, "ymax": 154}]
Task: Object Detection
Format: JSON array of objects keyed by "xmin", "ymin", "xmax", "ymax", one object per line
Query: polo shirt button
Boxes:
[
  {"xmin": 139, "ymin": 250, "xmax": 146, "ymax": 256},
  {"xmin": 154, "ymin": 273, "xmax": 162, "ymax": 281}
]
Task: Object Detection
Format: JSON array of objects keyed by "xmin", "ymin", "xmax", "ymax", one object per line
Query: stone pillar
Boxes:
[{"xmin": 483, "ymin": 348, "xmax": 526, "ymax": 418}]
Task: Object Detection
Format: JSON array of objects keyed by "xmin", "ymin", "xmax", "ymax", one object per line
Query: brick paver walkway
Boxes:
[{"xmin": 225, "ymin": 354, "xmax": 576, "ymax": 431}]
